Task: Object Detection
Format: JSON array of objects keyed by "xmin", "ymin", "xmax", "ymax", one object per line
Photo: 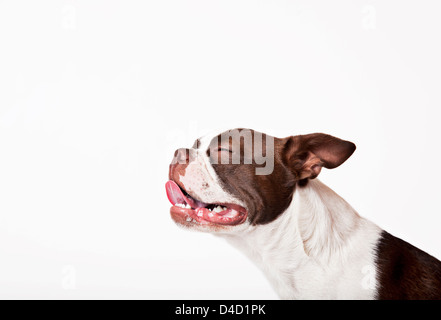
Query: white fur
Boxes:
[
  {"xmin": 178, "ymin": 129, "xmax": 383, "ymax": 299},
  {"xmin": 178, "ymin": 131, "xmax": 245, "ymax": 209},
  {"xmin": 176, "ymin": 130, "xmax": 250, "ymax": 233},
  {"xmin": 219, "ymin": 179, "xmax": 383, "ymax": 299}
]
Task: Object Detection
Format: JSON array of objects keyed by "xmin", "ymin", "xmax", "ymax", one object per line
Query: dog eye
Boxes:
[{"xmin": 217, "ymin": 147, "xmax": 233, "ymax": 153}]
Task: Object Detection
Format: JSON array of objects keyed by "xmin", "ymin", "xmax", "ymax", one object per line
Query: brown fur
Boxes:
[{"xmin": 375, "ymin": 231, "xmax": 441, "ymax": 299}]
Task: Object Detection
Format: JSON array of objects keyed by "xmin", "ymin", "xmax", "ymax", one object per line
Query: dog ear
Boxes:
[{"xmin": 283, "ymin": 133, "xmax": 356, "ymax": 180}]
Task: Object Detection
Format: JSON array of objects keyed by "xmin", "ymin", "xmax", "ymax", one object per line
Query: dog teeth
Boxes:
[
  {"xmin": 177, "ymin": 203, "xmax": 227, "ymax": 213},
  {"xmin": 175, "ymin": 203, "xmax": 192, "ymax": 209},
  {"xmin": 186, "ymin": 217, "xmax": 192, "ymax": 222}
]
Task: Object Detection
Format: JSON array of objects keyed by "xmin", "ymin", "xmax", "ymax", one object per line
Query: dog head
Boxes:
[{"xmin": 166, "ymin": 128, "xmax": 355, "ymax": 233}]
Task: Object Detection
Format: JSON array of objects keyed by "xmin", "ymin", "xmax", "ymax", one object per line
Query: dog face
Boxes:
[{"xmin": 166, "ymin": 128, "xmax": 355, "ymax": 233}]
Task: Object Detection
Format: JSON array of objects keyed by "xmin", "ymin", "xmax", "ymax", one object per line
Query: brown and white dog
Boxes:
[{"xmin": 165, "ymin": 128, "xmax": 441, "ymax": 299}]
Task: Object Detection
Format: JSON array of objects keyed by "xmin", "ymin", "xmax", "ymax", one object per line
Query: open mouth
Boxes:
[{"xmin": 165, "ymin": 180, "xmax": 247, "ymax": 226}]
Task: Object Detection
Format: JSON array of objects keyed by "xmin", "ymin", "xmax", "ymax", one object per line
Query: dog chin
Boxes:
[{"xmin": 169, "ymin": 208, "xmax": 250, "ymax": 233}]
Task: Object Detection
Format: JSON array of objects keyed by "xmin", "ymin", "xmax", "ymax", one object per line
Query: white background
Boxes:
[{"xmin": 1, "ymin": 1, "xmax": 441, "ymax": 299}]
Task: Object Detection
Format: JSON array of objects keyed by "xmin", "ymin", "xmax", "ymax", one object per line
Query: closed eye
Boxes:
[{"xmin": 217, "ymin": 147, "xmax": 233, "ymax": 153}]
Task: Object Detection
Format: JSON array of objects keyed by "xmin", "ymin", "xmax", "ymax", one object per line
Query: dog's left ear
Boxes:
[{"xmin": 283, "ymin": 133, "xmax": 356, "ymax": 180}]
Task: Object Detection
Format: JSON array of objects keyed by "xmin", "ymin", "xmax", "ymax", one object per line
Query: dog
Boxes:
[{"xmin": 165, "ymin": 128, "xmax": 441, "ymax": 299}]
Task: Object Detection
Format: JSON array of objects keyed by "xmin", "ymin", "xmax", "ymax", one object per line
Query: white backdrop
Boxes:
[{"xmin": 1, "ymin": 1, "xmax": 441, "ymax": 299}]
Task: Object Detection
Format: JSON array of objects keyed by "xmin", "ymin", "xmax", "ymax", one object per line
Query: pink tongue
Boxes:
[
  {"xmin": 165, "ymin": 180, "xmax": 207, "ymax": 208},
  {"xmin": 165, "ymin": 180, "xmax": 186, "ymax": 205}
]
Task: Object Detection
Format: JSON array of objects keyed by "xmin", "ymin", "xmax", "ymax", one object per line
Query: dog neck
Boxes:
[{"xmin": 219, "ymin": 179, "xmax": 381, "ymax": 299}]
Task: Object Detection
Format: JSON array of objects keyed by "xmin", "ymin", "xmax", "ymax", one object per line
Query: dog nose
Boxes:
[
  {"xmin": 173, "ymin": 148, "xmax": 191, "ymax": 164},
  {"xmin": 169, "ymin": 148, "xmax": 193, "ymax": 181}
]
